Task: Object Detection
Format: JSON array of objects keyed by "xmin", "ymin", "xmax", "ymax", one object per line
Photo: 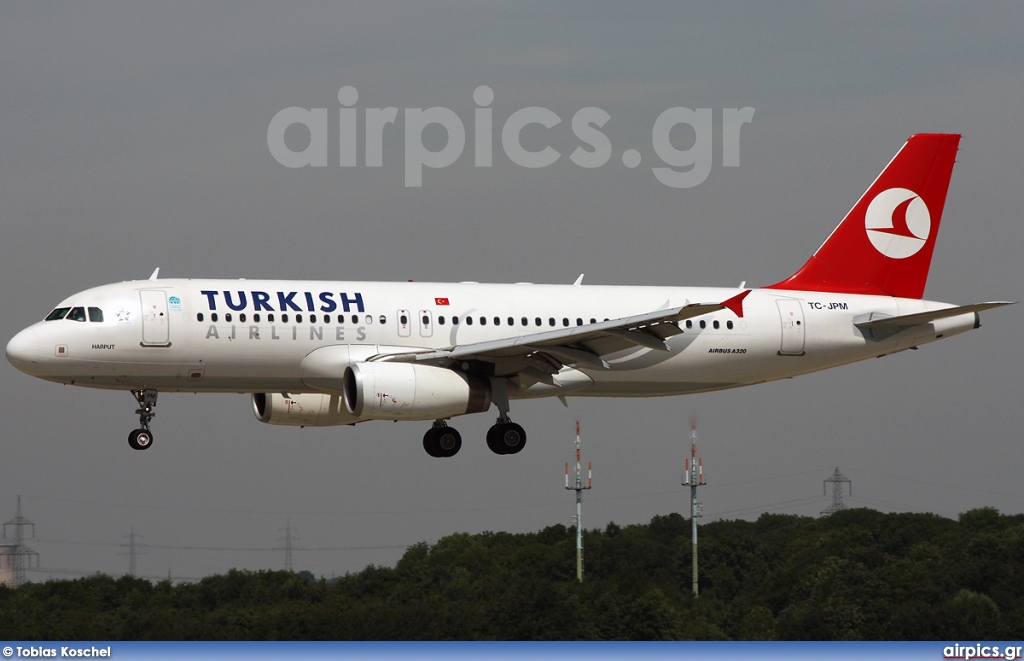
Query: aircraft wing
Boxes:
[
  {"xmin": 374, "ymin": 290, "xmax": 751, "ymax": 379},
  {"xmin": 855, "ymin": 301, "xmax": 1015, "ymax": 338}
]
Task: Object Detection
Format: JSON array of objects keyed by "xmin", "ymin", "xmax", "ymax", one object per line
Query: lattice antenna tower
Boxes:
[
  {"xmin": 120, "ymin": 525, "xmax": 146, "ymax": 577},
  {"xmin": 821, "ymin": 467, "xmax": 852, "ymax": 516},
  {"xmin": 682, "ymin": 418, "xmax": 706, "ymax": 598},
  {"xmin": 564, "ymin": 421, "xmax": 592, "ymax": 582},
  {"xmin": 3, "ymin": 496, "xmax": 40, "ymax": 587}
]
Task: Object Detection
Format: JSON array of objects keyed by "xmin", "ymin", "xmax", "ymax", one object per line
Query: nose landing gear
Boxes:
[{"xmin": 128, "ymin": 389, "xmax": 157, "ymax": 450}]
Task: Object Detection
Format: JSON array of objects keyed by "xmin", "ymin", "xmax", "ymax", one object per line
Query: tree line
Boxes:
[{"xmin": 0, "ymin": 507, "xmax": 1021, "ymax": 639}]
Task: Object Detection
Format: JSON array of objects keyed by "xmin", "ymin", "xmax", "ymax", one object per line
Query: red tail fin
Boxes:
[{"xmin": 767, "ymin": 133, "xmax": 960, "ymax": 299}]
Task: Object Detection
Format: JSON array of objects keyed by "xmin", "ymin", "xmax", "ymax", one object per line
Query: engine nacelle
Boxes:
[
  {"xmin": 252, "ymin": 392, "xmax": 363, "ymax": 427},
  {"xmin": 343, "ymin": 362, "xmax": 491, "ymax": 421}
]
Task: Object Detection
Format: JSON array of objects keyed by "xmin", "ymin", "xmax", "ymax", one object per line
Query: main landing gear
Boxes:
[
  {"xmin": 486, "ymin": 415, "xmax": 527, "ymax": 455},
  {"xmin": 423, "ymin": 422, "xmax": 462, "ymax": 458},
  {"xmin": 421, "ymin": 415, "xmax": 528, "ymax": 458},
  {"xmin": 128, "ymin": 389, "xmax": 157, "ymax": 451}
]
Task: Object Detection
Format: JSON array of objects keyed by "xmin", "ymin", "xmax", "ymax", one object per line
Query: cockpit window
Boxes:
[
  {"xmin": 45, "ymin": 308, "xmax": 71, "ymax": 321},
  {"xmin": 67, "ymin": 307, "xmax": 87, "ymax": 322},
  {"xmin": 88, "ymin": 307, "xmax": 104, "ymax": 323}
]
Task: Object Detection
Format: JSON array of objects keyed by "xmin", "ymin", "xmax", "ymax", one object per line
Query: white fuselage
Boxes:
[{"xmin": 7, "ymin": 278, "xmax": 974, "ymax": 400}]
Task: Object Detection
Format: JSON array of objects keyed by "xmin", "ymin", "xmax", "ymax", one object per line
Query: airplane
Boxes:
[{"xmin": 5, "ymin": 133, "xmax": 1013, "ymax": 457}]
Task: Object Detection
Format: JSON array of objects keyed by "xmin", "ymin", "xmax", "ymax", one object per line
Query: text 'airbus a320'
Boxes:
[{"xmin": 6, "ymin": 134, "xmax": 1013, "ymax": 457}]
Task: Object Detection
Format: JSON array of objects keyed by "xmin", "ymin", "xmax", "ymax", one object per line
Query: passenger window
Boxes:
[
  {"xmin": 466, "ymin": 317, "xmax": 473, "ymax": 326},
  {"xmin": 282, "ymin": 314, "xmax": 288, "ymax": 323},
  {"xmin": 508, "ymin": 317, "xmax": 514, "ymax": 326},
  {"xmin": 713, "ymin": 320, "xmax": 720, "ymax": 329},
  {"xmin": 323, "ymin": 314, "xmax": 329, "ymax": 323},
  {"xmin": 365, "ymin": 315, "xmax": 372, "ymax": 324},
  {"xmin": 46, "ymin": 308, "xmax": 71, "ymax": 321},
  {"xmin": 562, "ymin": 318, "xmax": 569, "ymax": 327},
  {"xmin": 699, "ymin": 320, "xmax": 706, "ymax": 329},
  {"xmin": 212, "ymin": 313, "xmax": 219, "ymax": 322},
  {"xmin": 479, "ymin": 317, "xmax": 486, "ymax": 326},
  {"xmin": 68, "ymin": 307, "xmax": 87, "ymax": 322},
  {"xmin": 240, "ymin": 313, "xmax": 247, "ymax": 323},
  {"xmin": 576, "ymin": 318, "xmax": 583, "ymax": 326},
  {"xmin": 268, "ymin": 313, "xmax": 275, "ymax": 323},
  {"xmin": 521, "ymin": 317, "xmax": 528, "ymax": 326},
  {"xmin": 310, "ymin": 314, "xmax": 316, "ymax": 323},
  {"xmin": 197, "ymin": 313, "xmax": 204, "ymax": 322},
  {"xmin": 548, "ymin": 318, "xmax": 555, "ymax": 327},
  {"xmin": 255, "ymin": 313, "xmax": 261, "ymax": 323},
  {"xmin": 686, "ymin": 320, "xmax": 692, "ymax": 329},
  {"xmin": 453, "ymin": 316, "xmax": 459, "ymax": 325},
  {"xmin": 590, "ymin": 318, "xmax": 596, "ymax": 324},
  {"xmin": 296, "ymin": 314, "xmax": 303, "ymax": 323},
  {"xmin": 379, "ymin": 315, "xmax": 386, "ymax": 324},
  {"xmin": 226, "ymin": 313, "xmax": 233, "ymax": 322},
  {"xmin": 494, "ymin": 317, "xmax": 501, "ymax": 326},
  {"xmin": 400, "ymin": 314, "xmax": 408, "ymax": 324},
  {"xmin": 88, "ymin": 307, "xmax": 104, "ymax": 322},
  {"xmin": 352, "ymin": 315, "xmax": 359, "ymax": 324},
  {"xmin": 727, "ymin": 320, "xmax": 733, "ymax": 330},
  {"xmin": 422, "ymin": 315, "xmax": 430, "ymax": 326},
  {"xmin": 438, "ymin": 316, "xmax": 446, "ymax": 325},
  {"xmin": 535, "ymin": 317, "xmax": 542, "ymax": 326}
]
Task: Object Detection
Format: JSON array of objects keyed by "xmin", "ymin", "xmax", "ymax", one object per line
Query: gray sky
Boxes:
[{"xmin": 1, "ymin": 2, "xmax": 1022, "ymax": 581}]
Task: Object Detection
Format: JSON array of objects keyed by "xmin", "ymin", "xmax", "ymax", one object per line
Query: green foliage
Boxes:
[{"xmin": 1, "ymin": 508, "xmax": 1022, "ymax": 640}]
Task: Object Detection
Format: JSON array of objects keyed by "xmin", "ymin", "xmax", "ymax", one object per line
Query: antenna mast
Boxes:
[
  {"xmin": 565, "ymin": 421, "xmax": 592, "ymax": 582},
  {"xmin": 682, "ymin": 419, "xmax": 705, "ymax": 598}
]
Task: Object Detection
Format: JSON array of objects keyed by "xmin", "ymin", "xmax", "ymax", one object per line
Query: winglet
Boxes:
[
  {"xmin": 573, "ymin": 274, "xmax": 585, "ymax": 286},
  {"xmin": 722, "ymin": 290, "xmax": 751, "ymax": 318},
  {"xmin": 149, "ymin": 268, "xmax": 160, "ymax": 281}
]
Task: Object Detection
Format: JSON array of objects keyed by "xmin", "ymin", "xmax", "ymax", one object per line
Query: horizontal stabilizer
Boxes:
[{"xmin": 856, "ymin": 301, "xmax": 1015, "ymax": 333}]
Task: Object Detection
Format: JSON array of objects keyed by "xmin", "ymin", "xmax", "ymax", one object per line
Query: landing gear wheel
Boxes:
[
  {"xmin": 423, "ymin": 425, "xmax": 462, "ymax": 458},
  {"xmin": 435, "ymin": 428, "xmax": 462, "ymax": 458},
  {"xmin": 128, "ymin": 428, "xmax": 153, "ymax": 451},
  {"xmin": 487, "ymin": 422, "xmax": 527, "ymax": 455},
  {"xmin": 128, "ymin": 389, "xmax": 158, "ymax": 452},
  {"xmin": 486, "ymin": 426, "xmax": 506, "ymax": 455}
]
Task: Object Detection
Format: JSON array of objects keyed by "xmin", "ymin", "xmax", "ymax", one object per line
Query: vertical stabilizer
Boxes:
[{"xmin": 767, "ymin": 133, "xmax": 960, "ymax": 298}]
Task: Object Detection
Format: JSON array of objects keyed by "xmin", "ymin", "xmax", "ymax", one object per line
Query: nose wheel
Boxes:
[{"xmin": 128, "ymin": 389, "xmax": 157, "ymax": 451}]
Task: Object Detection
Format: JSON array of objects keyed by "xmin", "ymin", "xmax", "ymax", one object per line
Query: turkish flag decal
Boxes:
[{"xmin": 434, "ymin": 297, "xmax": 450, "ymax": 306}]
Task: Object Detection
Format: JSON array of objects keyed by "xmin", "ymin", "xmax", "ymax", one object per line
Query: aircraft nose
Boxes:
[{"xmin": 6, "ymin": 327, "xmax": 40, "ymax": 373}]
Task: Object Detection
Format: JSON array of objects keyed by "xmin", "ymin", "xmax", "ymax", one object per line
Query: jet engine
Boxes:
[
  {"xmin": 343, "ymin": 362, "xmax": 491, "ymax": 421},
  {"xmin": 252, "ymin": 392, "xmax": 363, "ymax": 427}
]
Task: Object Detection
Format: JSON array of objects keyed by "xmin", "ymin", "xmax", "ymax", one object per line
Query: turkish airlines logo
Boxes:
[{"xmin": 864, "ymin": 187, "xmax": 931, "ymax": 259}]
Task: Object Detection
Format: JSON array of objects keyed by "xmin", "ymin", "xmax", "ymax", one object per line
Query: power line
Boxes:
[{"xmin": 33, "ymin": 536, "xmax": 406, "ymax": 553}]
